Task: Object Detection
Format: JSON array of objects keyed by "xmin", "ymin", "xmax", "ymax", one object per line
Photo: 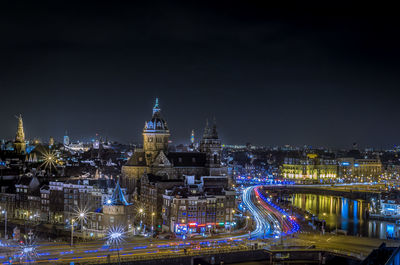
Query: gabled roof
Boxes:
[
  {"xmin": 167, "ymin": 152, "xmax": 206, "ymax": 167},
  {"xmin": 125, "ymin": 151, "xmax": 146, "ymax": 166},
  {"xmin": 153, "ymin": 150, "xmax": 171, "ymax": 167}
]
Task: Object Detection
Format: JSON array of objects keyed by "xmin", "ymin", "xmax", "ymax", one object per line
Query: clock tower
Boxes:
[{"xmin": 143, "ymin": 98, "xmax": 170, "ymax": 165}]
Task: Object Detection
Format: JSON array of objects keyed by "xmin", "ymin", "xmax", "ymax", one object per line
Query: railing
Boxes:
[{"xmin": 56, "ymin": 245, "xmax": 253, "ymax": 265}]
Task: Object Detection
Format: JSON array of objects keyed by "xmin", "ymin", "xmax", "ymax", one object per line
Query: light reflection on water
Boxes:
[{"xmin": 290, "ymin": 193, "xmax": 399, "ymax": 239}]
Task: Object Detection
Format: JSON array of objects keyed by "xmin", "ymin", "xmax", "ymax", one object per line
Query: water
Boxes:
[{"xmin": 289, "ymin": 193, "xmax": 399, "ymax": 239}]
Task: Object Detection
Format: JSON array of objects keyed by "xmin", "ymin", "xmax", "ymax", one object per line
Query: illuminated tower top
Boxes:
[
  {"xmin": 63, "ymin": 130, "xmax": 70, "ymax": 146},
  {"xmin": 15, "ymin": 114, "xmax": 25, "ymax": 143},
  {"xmin": 49, "ymin": 136, "xmax": 55, "ymax": 147},
  {"xmin": 152, "ymin": 97, "xmax": 160, "ymax": 115},
  {"xmin": 191, "ymin": 129, "xmax": 195, "ymax": 144},
  {"xmin": 143, "ymin": 98, "xmax": 170, "ymax": 164},
  {"xmin": 144, "ymin": 98, "xmax": 169, "ymax": 133}
]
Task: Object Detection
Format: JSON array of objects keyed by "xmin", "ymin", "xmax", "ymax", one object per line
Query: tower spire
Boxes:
[
  {"xmin": 191, "ymin": 129, "xmax": 195, "ymax": 144},
  {"xmin": 15, "ymin": 114, "xmax": 25, "ymax": 142},
  {"xmin": 203, "ymin": 119, "xmax": 210, "ymax": 138},
  {"xmin": 211, "ymin": 116, "xmax": 218, "ymax": 139},
  {"xmin": 14, "ymin": 114, "xmax": 26, "ymax": 154},
  {"xmin": 152, "ymin": 97, "xmax": 161, "ymax": 115}
]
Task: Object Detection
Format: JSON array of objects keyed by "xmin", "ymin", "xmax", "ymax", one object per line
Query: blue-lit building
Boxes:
[{"xmin": 338, "ymin": 157, "xmax": 382, "ymax": 182}]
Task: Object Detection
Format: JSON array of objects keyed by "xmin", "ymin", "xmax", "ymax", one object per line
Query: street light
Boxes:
[
  {"xmin": 1, "ymin": 210, "xmax": 7, "ymax": 239},
  {"xmin": 139, "ymin": 208, "xmax": 144, "ymax": 232},
  {"xmin": 70, "ymin": 219, "xmax": 75, "ymax": 247},
  {"xmin": 19, "ymin": 233, "xmax": 37, "ymax": 263},
  {"xmin": 280, "ymin": 215, "xmax": 286, "ymax": 246},
  {"xmin": 74, "ymin": 206, "xmax": 88, "ymax": 240},
  {"xmin": 151, "ymin": 212, "xmax": 155, "ymax": 234},
  {"xmin": 106, "ymin": 226, "xmax": 125, "ymax": 265}
]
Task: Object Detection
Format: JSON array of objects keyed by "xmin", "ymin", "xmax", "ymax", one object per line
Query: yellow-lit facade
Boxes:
[{"xmin": 281, "ymin": 154, "xmax": 337, "ymax": 183}]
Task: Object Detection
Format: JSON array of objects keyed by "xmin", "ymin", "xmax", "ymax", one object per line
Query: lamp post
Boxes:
[
  {"xmin": 151, "ymin": 212, "xmax": 155, "ymax": 234},
  {"xmin": 231, "ymin": 210, "xmax": 235, "ymax": 233},
  {"xmin": 280, "ymin": 215, "xmax": 286, "ymax": 246},
  {"xmin": 322, "ymin": 213, "xmax": 326, "ymax": 234},
  {"xmin": 106, "ymin": 226, "xmax": 125, "ymax": 265},
  {"xmin": 78, "ymin": 212, "xmax": 86, "ymax": 239},
  {"xmin": 70, "ymin": 219, "xmax": 75, "ymax": 247},
  {"xmin": 1, "ymin": 210, "xmax": 7, "ymax": 239},
  {"xmin": 139, "ymin": 208, "xmax": 143, "ymax": 233}
]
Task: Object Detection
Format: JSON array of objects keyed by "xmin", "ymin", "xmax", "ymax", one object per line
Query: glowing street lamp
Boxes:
[
  {"xmin": 74, "ymin": 206, "xmax": 88, "ymax": 238},
  {"xmin": 139, "ymin": 208, "xmax": 144, "ymax": 231},
  {"xmin": 280, "ymin": 215, "xmax": 286, "ymax": 246},
  {"xmin": 151, "ymin": 212, "xmax": 155, "ymax": 234},
  {"xmin": 19, "ymin": 234, "xmax": 37, "ymax": 263},
  {"xmin": 40, "ymin": 150, "xmax": 58, "ymax": 173},
  {"xmin": 1, "ymin": 210, "xmax": 7, "ymax": 239},
  {"xmin": 106, "ymin": 226, "xmax": 126, "ymax": 265},
  {"xmin": 70, "ymin": 219, "xmax": 75, "ymax": 247}
]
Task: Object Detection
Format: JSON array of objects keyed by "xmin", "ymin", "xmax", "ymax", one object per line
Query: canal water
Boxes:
[{"xmin": 289, "ymin": 193, "xmax": 399, "ymax": 239}]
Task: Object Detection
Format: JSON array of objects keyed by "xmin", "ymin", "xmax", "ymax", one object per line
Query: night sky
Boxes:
[{"xmin": 0, "ymin": 1, "xmax": 399, "ymax": 148}]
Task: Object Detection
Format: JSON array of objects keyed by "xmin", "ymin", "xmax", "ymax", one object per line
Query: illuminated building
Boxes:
[
  {"xmin": 338, "ymin": 157, "xmax": 382, "ymax": 182},
  {"xmin": 101, "ymin": 180, "xmax": 134, "ymax": 228},
  {"xmin": 281, "ymin": 154, "xmax": 337, "ymax": 183},
  {"xmin": 13, "ymin": 115, "xmax": 26, "ymax": 154},
  {"xmin": 161, "ymin": 180, "xmax": 236, "ymax": 234},
  {"xmin": 63, "ymin": 131, "xmax": 70, "ymax": 146},
  {"xmin": 49, "ymin": 137, "xmax": 54, "ymax": 147},
  {"xmin": 14, "ymin": 176, "xmax": 41, "ymax": 221},
  {"xmin": 139, "ymin": 174, "xmax": 183, "ymax": 230},
  {"xmin": 121, "ymin": 98, "xmax": 227, "ymax": 195}
]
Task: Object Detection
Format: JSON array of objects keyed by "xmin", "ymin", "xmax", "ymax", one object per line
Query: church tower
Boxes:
[
  {"xmin": 142, "ymin": 98, "xmax": 170, "ymax": 165},
  {"xmin": 200, "ymin": 118, "xmax": 222, "ymax": 169},
  {"xmin": 14, "ymin": 115, "xmax": 26, "ymax": 154},
  {"xmin": 190, "ymin": 129, "xmax": 195, "ymax": 144}
]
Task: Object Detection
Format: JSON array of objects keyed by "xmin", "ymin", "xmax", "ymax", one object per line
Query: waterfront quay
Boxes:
[{"xmin": 262, "ymin": 184, "xmax": 384, "ymax": 200}]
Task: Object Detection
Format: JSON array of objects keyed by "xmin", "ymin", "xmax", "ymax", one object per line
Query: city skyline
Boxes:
[
  {"xmin": 2, "ymin": 103, "xmax": 400, "ymax": 150},
  {"xmin": 1, "ymin": 2, "xmax": 400, "ymax": 264},
  {"xmin": 1, "ymin": 1, "xmax": 399, "ymax": 147}
]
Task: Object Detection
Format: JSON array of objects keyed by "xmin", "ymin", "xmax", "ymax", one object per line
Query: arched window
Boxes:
[{"xmin": 214, "ymin": 154, "xmax": 218, "ymax": 164}]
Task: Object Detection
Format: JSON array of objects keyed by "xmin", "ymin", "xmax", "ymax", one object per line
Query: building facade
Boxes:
[
  {"xmin": 121, "ymin": 99, "xmax": 227, "ymax": 196},
  {"xmin": 162, "ymin": 187, "xmax": 236, "ymax": 235},
  {"xmin": 281, "ymin": 154, "xmax": 338, "ymax": 183},
  {"xmin": 338, "ymin": 157, "xmax": 382, "ymax": 182}
]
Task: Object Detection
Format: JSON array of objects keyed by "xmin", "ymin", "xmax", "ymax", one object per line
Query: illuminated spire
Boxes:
[
  {"xmin": 15, "ymin": 114, "xmax": 25, "ymax": 143},
  {"xmin": 152, "ymin": 98, "xmax": 160, "ymax": 115},
  {"xmin": 191, "ymin": 129, "xmax": 195, "ymax": 144}
]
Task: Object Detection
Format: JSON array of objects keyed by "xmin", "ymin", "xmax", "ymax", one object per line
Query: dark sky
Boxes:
[{"xmin": 0, "ymin": 1, "xmax": 399, "ymax": 148}]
